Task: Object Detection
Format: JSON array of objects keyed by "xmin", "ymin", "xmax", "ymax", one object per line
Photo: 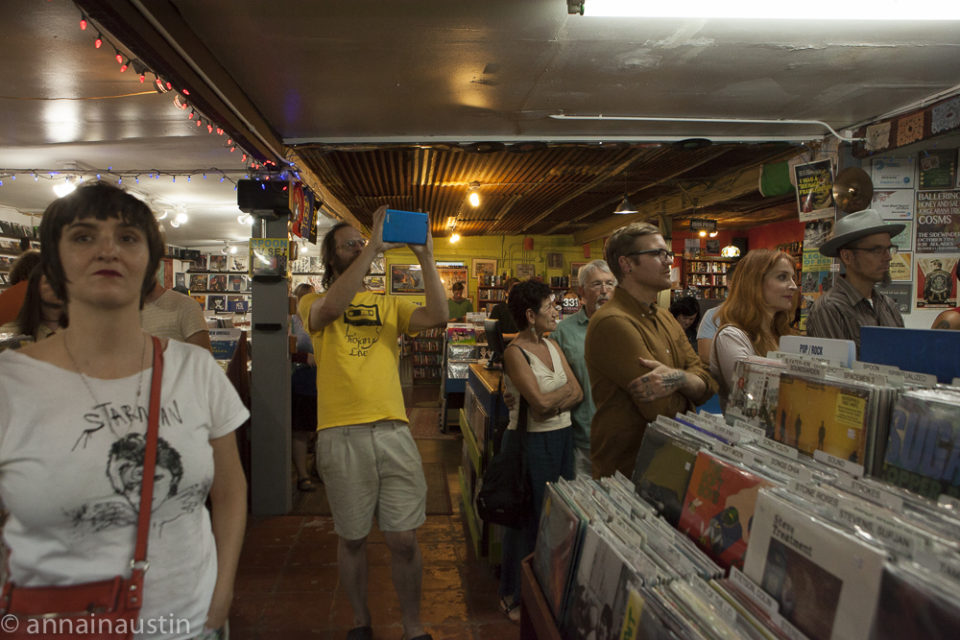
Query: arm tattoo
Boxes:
[
  {"xmin": 936, "ymin": 321, "xmax": 951, "ymax": 329},
  {"xmin": 662, "ymin": 371, "xmax": 684, "ymax": 390}
]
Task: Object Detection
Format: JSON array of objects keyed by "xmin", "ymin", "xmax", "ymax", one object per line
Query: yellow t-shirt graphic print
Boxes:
[{"xmin": 299, "ymin": 291, "xmax": 417, "ymax": 430}]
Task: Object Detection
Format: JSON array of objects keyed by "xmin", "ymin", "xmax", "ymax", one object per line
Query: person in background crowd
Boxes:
[
  {"xmin": 806, "ymin": 209, "xmax": 904, "ymax": 355},
  {"xmin": 669, "ymin": 295, "xmax": 701, "ymax": 354},
  {"xmin": 710, "ymin": 249, "xmax": 797, "ymax": 410},
  {"xmin": 447, "ymin": 280, "xmax": 473, "ymax": 321},
  {"xmin": 696, "ymin": 258, "xmax": 739, "ymax": 365},
  {"xmin": 585, "ymin": 222, "xmax": 716, "ymax": 479},
  {"xmin": 300, "ymin": 206, "xmax": 446, "ymax": 640},
  {"xmin": 291, "ymin": 282, "xmax": 318, "ymax": 492},
  {"xmin": 0, "ymin": 182, "xmax": 248, "ymax": 639},
  {"xmin": 0, "ymin": 250, "xmax": 41, "ymax": 325},
  {"xmin": 0, "ymin": 265, "xmax": 66, "ymax": 341},
  {"xmin": 549, "ymin": 259, "xmax": 616, "ymax": 479},
  {"xmin": 497, "ymin": 280, "xmax": 582, "ymax": 622},
  {"xmin": 488, "ymin": 277, "xmax": 519, "ymax": 334},
  {"xmin": 141, "ymin": 277, "xmax": 212, "ymax": 351}
]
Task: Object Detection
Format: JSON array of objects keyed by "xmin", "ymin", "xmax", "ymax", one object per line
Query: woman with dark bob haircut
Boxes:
[
  {"xmin": 0, "ymin": 182, "xmax": 249, "ymax": 639},
  {"xmin": 496, "ymin": 279, "xmax": 582, "ymax": 621}
]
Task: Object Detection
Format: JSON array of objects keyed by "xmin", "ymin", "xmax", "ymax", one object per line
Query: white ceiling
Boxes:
[{"xmin": 0, "ymin": 0, "xmax": 958, "ymax": 248}]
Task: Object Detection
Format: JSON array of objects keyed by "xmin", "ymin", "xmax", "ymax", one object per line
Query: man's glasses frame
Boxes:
[
  {"xmin": 625, "ymin": 249, "xmax": 676, "ymax": 262},
  {"xmin": 846, "ymin": 244, "xmax": 898, "ymax": 257}
]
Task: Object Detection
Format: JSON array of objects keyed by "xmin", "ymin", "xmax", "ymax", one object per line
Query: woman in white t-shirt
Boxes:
[
  {"xmin": 0, "ymin": 182, "xmax": 249, "ymax": 640},
  {"xmin": 710, "ymin": 249, "xmax": 798, "ymax": 411},
  {"xmin": 497, "ymin": 280, "xmax": 582, "ymax": 621}
]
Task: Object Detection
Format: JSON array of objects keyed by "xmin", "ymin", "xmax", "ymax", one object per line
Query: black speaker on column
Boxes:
[
  {"xmin": 731, "ymin": 237, "xmax": 748, "ymax": 255},
  {"xmin": 237, "ymin": 180, "xmax": 293, "ymax": 218}
]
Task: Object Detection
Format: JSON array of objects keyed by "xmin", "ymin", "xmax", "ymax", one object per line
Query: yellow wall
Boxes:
[{"xmin": 384, "ymin": 234, "xmax": 606, "ymax": 306}]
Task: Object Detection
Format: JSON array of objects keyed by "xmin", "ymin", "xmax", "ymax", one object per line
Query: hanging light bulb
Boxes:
[
  {"xmin": 708, "ymin": 231, "xmax": 719, "ymax": 238},
  {"xmin": 52, "ymin": 177, "xmax": 76, "ymax": 198},
  {"xmin": 229, "ymin": 245, "xmax": 239, "ymax": 254},
  {"xmin": 698, "ymin": 230, "xmax": 707, "ymax": 238},
  {"xmin": 450, "ymin": 232, "xmax": 461, "ymax": 243},
  {"xmin": 467, "ymin": 181, "xmax": 481, "ymax": 207}
]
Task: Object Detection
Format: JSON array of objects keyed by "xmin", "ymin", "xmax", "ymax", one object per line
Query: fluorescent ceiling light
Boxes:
[{"xmin": 574, "ymin": 0, "xmax": 958, "ymax": 20}]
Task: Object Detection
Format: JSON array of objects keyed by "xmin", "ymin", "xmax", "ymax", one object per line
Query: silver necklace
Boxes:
[{"xmin": 64, "ymin": 333, "xmax": 147, "ymax": 410}]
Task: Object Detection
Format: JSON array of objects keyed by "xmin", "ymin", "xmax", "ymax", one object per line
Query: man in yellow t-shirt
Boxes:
[{"xmin": 299, "ymin": 206, "xmax": 447, "ymax": 640}]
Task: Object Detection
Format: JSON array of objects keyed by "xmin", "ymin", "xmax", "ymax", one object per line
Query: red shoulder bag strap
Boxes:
[{"xmin": 126, "ymin": 336, "xmax": 164, "ymax": 608}]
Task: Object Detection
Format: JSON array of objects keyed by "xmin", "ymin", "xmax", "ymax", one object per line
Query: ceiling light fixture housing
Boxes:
[{"xmin": 613, "ymin": 195, "xmax": 637, "ymax": 214}]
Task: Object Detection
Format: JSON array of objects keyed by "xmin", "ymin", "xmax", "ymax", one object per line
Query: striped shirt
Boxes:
[{"xmin": 806, "ymin": 275, "xmax": 903, "ymax": 356}]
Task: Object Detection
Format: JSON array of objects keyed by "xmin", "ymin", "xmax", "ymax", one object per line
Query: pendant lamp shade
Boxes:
[{"xmin": 613, "ymin": 195, "xmax": 637, "ymax": 214}]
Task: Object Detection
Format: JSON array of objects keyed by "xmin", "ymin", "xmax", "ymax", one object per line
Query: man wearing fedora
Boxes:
[{"xmin": 807, "ymin": 209, "xmax": 905, "ymax": 355}]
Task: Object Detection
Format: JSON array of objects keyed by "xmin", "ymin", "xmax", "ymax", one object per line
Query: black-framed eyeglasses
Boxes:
[
  {"xmin": 625, "ymin": 249, "xmax": 675, "ymax": 262},
  {"xmin": 847, "ymin": 244, "xmax": 897, "ymax": 257}
]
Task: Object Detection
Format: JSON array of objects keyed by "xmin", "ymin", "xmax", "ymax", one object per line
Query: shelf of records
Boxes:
[
  {"xmin": 522, "ymin": 364, "xmax": 960, "ymax": 640},
  {"xmin": 411, "ymin": 327, "xmax": 444, "ymax": 382},
  {"xmin": 459, "ymin": 366, "xmax": 510, "ymax": 563},
  {"xmin": 0, "ymin": 237, "xmax": 41, "ymax": 288},
  {"xmin": 444, "ymin": 320, "xmax": 490, "ymax": 381}
]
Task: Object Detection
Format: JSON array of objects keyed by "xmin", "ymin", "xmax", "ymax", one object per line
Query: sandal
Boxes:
[
  {"xmin": 499, "ymin": 596, "xmax": 521, "ymax": 623},
  {"xmin": 297, "ymin": 478, "xmax": 317, "ymax": 492}
]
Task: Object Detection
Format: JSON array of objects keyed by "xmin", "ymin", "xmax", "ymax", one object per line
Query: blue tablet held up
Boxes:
[{"xmin": 383, "ymin": 209, "xmax": 429, "ymax": 244}]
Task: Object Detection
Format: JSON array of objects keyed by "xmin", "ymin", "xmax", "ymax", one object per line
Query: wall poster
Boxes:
[
  {"xmin": 915, "ymin": 256, "xmax": 958, "ymax": 308},
  {"xmin": 915, "ymin": 191, "xmax": 960, "ymax": 253}
]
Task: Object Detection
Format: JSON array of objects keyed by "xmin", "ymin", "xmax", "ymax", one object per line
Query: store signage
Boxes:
[{"xmin": 688, "ymin": 218, "xmax": 717, "ymax": 232}]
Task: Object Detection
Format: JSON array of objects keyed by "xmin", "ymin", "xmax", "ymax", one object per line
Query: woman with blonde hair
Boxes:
[{"xmin": 711, "ymin": 249, "xmax": 798, "ymax": 410}]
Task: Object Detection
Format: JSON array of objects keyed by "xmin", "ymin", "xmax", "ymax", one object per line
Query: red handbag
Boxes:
[{"xmin": 0, "ymin": 336, "xmax": 164, "ymax": 639}]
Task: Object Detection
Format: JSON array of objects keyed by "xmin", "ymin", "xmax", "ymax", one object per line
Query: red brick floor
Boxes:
[{"xmin": 230, "ymin": 386, "xmax": 519, "ymax": 640}]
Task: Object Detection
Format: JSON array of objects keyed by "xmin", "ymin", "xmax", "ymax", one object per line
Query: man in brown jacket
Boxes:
[{"xmin": 585, "ymin": 222, "xmax": 717, "ymax": 478}]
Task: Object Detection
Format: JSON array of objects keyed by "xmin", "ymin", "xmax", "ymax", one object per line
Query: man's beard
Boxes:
[{"xmin": 331, "ymin": 253, "xmax": 369, "ymax": 281}]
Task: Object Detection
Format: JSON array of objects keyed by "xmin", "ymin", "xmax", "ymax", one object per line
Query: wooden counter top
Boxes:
[{"xmin": 469, "ymin": 362, "xmax": 503, "ymax": 394}]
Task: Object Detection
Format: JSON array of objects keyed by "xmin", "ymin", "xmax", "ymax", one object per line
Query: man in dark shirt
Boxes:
[
  {"xmin": 807, "ymin": 209, "xmax": 904, "ymax": 355},
  {"xmin": 488, "ymin": 277, "xmax": 519, "ymax": 334}
]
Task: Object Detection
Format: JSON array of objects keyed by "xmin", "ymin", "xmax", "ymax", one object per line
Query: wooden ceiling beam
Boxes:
[
  {"xmin": 284, "ymin": 151, "xmax": 363, "ymax": 230},
  {"xmin": 519, "ymin": 151, "xmax": 640, "ymax": 233},
  {"xmin": 573, "ymin": 150, "xmax": 798, "ymax": 244},
  {"xmin": 544, "ymin": 146, "xmax": 731, "ymax": 234}
]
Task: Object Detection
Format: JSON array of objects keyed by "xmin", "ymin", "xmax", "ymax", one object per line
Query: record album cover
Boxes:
[
  {"xmin": 631, "ymin": 426, "xmax": 699, "ymax": 527},
  {"xmin": 881, "ymin": 390, "xmax": 960, "ymax": 500},
  {"xmin": 775, "ymin": 374, "xmax": 871, "ymax": 465},
  {"xmin": 678, "ymin": 451, "xmax": 773, "ymax": 570}
]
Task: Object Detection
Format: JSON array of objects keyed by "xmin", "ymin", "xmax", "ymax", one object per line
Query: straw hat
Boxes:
[{"xmin": 819, "ymin": 209, "xmax": 904, "ymax": 257}]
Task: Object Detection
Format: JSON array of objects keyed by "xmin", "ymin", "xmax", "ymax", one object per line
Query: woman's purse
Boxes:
[
  {"xmin": 475, "ymin": 347, "xmax": 533, "ymax": 529},
  {"xmin": 0, "ymin": 336, "xmax": 165, "ymax": 639}
]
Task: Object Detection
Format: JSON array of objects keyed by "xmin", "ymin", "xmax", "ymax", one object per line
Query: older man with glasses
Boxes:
[
  {"xmin": 549, "ymin": 259, "xmax": 617, "ymax": 478},
  {"xmin": 807, "ymin": 209, "xmax": 905, "ymax": 356},
  {"xmin": 584, "ymin": 223, "xmax": 716, "ymax": 479}
]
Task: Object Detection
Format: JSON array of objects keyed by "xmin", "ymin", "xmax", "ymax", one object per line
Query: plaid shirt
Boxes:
[{"xmin": 806, "ymin": 275, "xmax": 903, "ymax": 356}]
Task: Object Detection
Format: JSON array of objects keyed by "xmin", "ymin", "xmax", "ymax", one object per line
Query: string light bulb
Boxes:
[
  {"xmin": 79, "ymin": 17, "xmax": 87, "ymax": 30},
  {"xmin": 94, "ymin": 33, "xmax": 103, "ymax": 49}
]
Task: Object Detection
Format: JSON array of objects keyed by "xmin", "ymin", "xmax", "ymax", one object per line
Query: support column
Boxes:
[{"xmin": 249, "ymin": 216, "xmax": 292, "ymax": 515}]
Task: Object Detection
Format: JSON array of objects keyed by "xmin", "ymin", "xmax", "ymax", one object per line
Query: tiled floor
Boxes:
[{"xmin": 230, "ymin": 386, "xmax": 519, "ymax": 640}]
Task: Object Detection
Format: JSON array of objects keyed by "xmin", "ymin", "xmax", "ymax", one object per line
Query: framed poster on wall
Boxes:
[
  {"xmin": 437, "ymin": 264, "xmax": 468, "ymax": 298},
  {"xmin": 389, "ymin": 264, "xmax": 424, "ymax": 295},
  {"xmin": 472, "ymin": 258, "xmax": 497, "ymax": 281},
  {"xmin": 515, "ymin": 263, "xmax": 536, "ymax": 280}
]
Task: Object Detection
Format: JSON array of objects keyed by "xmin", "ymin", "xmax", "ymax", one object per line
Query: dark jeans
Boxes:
[{"xmin": 498, "ymin": 426, "xmax": 575, "ymax": 602}]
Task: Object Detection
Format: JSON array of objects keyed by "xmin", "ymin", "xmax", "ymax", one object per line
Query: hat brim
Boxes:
[{"xmin": 819, "ymin": 222, "xmax": 905, "ymax": 257}]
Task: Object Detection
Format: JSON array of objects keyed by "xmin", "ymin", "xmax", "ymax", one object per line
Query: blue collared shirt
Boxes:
[{"xmin": 549, "ymin": 307, "xmax": 594, "ymax": 450}]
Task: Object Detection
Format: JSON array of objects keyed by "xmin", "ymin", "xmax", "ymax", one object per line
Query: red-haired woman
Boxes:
[{"xmin": 711, "ymin": 249, "xmax": 798, "ymax": 410}]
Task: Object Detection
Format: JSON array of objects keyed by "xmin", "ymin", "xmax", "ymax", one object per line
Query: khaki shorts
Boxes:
[{"xmin": 315, "ymin": 420, "xmax": 427, "ymax": 540}]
